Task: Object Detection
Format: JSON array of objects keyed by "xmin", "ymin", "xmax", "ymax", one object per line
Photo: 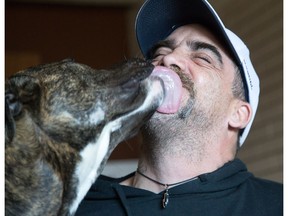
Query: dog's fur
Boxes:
[{"xmin": 5, "ymin": 59, "xmax": 164, "ymax": 216}]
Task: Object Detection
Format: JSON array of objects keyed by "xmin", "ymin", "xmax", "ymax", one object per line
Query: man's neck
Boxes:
[
  {"xmin": 120, "ymin": 119, "xmax": 236, "ymax": 193},
  {"xmin": 121, "ymin": 151, "xmax": 233, "ymax": 193}
]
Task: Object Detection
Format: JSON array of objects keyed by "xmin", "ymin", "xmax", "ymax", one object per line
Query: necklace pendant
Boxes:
[
  {"xmin": 136, "ymin": 170, "xmax": 199, "ymax": 209},
  {"xmin": 162, "ymin": 188, "xmax": 169, "ymax": 208}
]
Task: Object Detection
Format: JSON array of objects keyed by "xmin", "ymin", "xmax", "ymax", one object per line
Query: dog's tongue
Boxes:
[{"xmin": 151, "ymin": 66, "xmax": 182, "ymax": 114}]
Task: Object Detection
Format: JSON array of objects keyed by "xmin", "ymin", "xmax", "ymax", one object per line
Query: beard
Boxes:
[{"xmin": 140, "ymin": 69, "xmax": 219, "ymax": 164}]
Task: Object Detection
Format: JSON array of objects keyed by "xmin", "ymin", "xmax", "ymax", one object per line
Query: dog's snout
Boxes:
[{"xmin": 121, "ymin": 79, "xmax": 140, "ymax": 91}]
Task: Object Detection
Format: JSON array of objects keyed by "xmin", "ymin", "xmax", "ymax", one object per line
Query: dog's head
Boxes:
[
  {"xmin": 6, "ymin": 58, "xmax": 163, "ymax": 146},
  {"xmin": 5, "ymin": 58, "xmax": 164, "ymax": 215}
]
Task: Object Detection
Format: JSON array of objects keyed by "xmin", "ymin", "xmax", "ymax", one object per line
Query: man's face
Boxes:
[{"xmin": 148, "ymin": 24, "xmax": 237, "ymax": 131}]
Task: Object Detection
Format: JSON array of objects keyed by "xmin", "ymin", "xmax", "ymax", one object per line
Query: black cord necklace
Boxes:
[{"xmin": 136, "ymin": 169, "xmax": 198, "ymax": 208}]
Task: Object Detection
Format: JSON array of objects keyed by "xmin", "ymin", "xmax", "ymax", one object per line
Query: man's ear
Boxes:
[{"xmin": 228, "ymin": 100, "xmax": 252, "ymax": 130}]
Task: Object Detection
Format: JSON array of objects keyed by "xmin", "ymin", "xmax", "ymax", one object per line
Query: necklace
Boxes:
[{"xmin": 136, "ymin": 170, "xmax": 198, "ymax": 208}]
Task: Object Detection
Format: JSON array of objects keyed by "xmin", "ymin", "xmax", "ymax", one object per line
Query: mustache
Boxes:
[
  {"xmin": 169, "ymin": 65, "xmax": 193, "ymax": 91},
  {"xmin": 170, "ymin": 65, "xmax": 195, "ymax": 119}
]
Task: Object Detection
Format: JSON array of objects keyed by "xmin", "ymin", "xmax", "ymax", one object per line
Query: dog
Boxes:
[{"xmin": 5, "ymin": 58, "xmax": 164, "ymax": 216}]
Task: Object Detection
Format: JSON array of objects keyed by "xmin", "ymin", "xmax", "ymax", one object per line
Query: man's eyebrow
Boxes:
[
  {"xmin": 187, "ymin": 40, "xmax": 223, "ymax": 65},
  {"xmin": 148, "ymin": 39, "xmax": 175, "ymax": 59}
]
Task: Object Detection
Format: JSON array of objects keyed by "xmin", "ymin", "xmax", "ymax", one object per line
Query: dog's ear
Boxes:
[{"xmin": 5, "ymin": 75, "xmax": 41, "ymax": 143}]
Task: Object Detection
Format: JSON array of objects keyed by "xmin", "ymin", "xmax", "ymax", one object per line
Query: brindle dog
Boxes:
[{"xmin": 5, "ymin": 59, "xmax": 164, "ymax": 216}]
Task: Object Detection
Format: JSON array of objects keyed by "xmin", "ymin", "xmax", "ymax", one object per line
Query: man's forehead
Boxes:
[{"xmin": 168, "ymin": 24, "xmax": 221, "ymax": 46}]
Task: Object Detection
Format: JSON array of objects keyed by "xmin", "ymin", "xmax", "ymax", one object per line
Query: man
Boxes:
[{"xmin": 76, "ymin": 0, "xmax": 282, "ymax": 215}]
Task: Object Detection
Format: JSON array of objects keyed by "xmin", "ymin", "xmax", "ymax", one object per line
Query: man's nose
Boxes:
[{"xmin": 159, "ymin": 51, "xmax": 186, "ymax": 72}]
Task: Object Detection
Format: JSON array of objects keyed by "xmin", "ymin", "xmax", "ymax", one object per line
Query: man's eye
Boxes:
[
  {"xmin": 193, "ymin": 54, "xmax": 212, "ymax": 64},
  {"xmin": 153, "ymin": 53, "xmax": 164, "ymax": 58},
  {"xmin": 198, "ymin": 56, "xmax": 211, "ymax": 63},
  {"xmin": 152, "ymin": 53, "xmax": 165, "ymax": 62}
]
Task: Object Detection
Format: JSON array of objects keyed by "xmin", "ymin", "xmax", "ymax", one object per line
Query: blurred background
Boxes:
[{"xmin": 5, "ymin": 0, "xmax": 283, "ymax": 183}]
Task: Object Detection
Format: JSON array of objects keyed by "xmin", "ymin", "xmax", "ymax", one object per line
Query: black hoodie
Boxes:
[{"xmin": 75, "ymin": 159, "xmax": 282, "ymax": 216}]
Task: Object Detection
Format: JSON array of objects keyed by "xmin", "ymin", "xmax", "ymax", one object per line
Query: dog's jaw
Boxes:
[{"xmin": 69, "ymin": 78, "xmax": 164, "ymax": 215}]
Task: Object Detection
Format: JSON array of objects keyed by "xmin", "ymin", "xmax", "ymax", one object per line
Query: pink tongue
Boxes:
[{"xmin": 151, "ymin": 66, "xmax": 182, "ymax": 114}]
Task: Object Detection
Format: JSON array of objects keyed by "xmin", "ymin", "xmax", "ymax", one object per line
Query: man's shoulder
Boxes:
[
  {"xmin": 242, "ymin": 175, "xmax": 283, "ymax": 212},
  {"xmin": 246, "ymin": 176, "xmax": 283, "ymax": 194},
  {"xmin": 89, "ymin": 173, "xmax": 134, "ymax": 191}
]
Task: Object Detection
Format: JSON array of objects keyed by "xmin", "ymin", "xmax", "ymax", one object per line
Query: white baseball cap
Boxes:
[{"xmin": 135, "ymin": 0, "xmax": 260, "ymax": 146}]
